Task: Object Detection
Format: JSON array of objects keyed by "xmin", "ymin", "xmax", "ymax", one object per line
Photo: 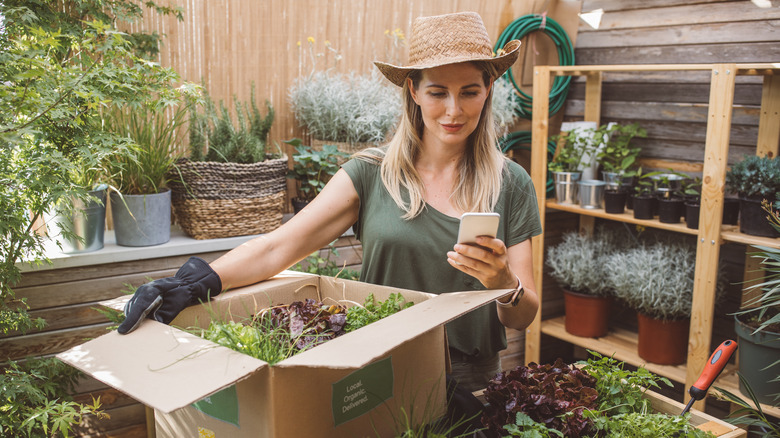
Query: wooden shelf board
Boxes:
[
  {"xmin": 721, "ymin": 229, "xmax": 780, "ymax": 248},
  {"xmin": 545, "ymin": 200, "xmax": 699, "ymax": 235},
  {"xmin": 546, "ymin": 200, "xmax": 780, "ymax": 249},
  {"xmin": 545, "ymin": 63, "xmax": 780, "ymax": 76},
  {"xmin": 541, "ymin": 316, "xmax": 780, "ymax": 419}
]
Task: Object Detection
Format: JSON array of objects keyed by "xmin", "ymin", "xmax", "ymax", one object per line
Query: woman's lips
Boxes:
[{"xmin": 441, "ymin": 123, "xmax": 464, "ymax": 132}]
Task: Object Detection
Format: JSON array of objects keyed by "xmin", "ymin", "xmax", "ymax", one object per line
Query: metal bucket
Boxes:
[
  {"xmin": 111, "ymin": 189, "xmax": 171, "ymax": 247},
  {"xmin": 45, "ymin": 188, "xmax": 107, "ymax": 254},
  {"xmin": 553, "ymin": 171, "xmax": 581, "ymax": 205},
  {"xmin": 578, "ymin": 180, "xmax": 606, "ymax": 209}
]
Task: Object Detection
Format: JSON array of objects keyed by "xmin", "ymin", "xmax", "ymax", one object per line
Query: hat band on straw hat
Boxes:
[{"xmin": 374, "ymin": 11, "xmax": 521, "ymax": 87}]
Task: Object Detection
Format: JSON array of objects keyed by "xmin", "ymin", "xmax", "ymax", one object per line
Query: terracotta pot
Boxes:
[
  {"xmin": 564, "ymin": 290, "xmax": 611, "ymax": 338},
  {"xmin": 637, "ymin": 312, "xmax": 689, "ymax": 365}
]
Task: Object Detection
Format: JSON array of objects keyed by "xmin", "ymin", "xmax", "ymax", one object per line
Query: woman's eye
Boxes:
[
  {"xmin": 462, "ymin": 91, "xmax": 479, "ymax": 97},
  {"xmin": 430, "ymin": 92, "xmax": 446, "ymax": 98}
]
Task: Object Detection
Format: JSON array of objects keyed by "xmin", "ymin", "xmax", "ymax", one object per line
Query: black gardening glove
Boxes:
[{"xmin": 117, "ymin": 257, "xmax": 222, "ymax": 334}]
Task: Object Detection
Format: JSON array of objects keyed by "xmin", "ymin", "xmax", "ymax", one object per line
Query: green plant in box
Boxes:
[{"xmin": 285, "ymin": 138, "xmax": 349, "ymax": 203}]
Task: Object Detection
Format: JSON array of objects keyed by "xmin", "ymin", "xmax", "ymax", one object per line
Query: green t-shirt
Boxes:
[{"xmin": 342, "ymin": 154, "xmax": 542, "ymax": 359}]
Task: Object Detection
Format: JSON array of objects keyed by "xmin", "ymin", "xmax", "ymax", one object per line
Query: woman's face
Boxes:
[{"xmin": 408, "ymin": 62, "xmax": 491, "ymax": 149}]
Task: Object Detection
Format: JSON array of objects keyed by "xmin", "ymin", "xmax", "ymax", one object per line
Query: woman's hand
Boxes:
[
  {"xmin": 449, "ymin": 237, "xmax": 539, "ymax": 330},
  {"xmin": 446, "ymin": 236, "xmax": 517, "ymax": 290}
]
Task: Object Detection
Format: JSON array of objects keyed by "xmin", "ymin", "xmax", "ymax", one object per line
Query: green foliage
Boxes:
[
  {"xmin": 0, "ymin": 1, "xmax": 188, "ymax": 435},
  {"xmin": 733, "ymin": 201, "xmax": 780, "ymax": 335},
  {"xmin": 289, "ymin": 70, "xmax": 401, "ymax": 144},
  {"xmin": 545, "ymin": 227, "xmax": 630, "ymax": 297},
  {"xmin": 345, "ymin": 293, "xmax": 414, "ymax": 332},
  {"xmin": 102, "ymin": 101, "xmax": 192, "ymax": 194},
  {"xmin": 578, "ymin": 351, "xmax": 673, "ymax": 416},
  {"xmin": 495, "ymin": 353, "xmax": 708, "ymax": 438},
  {"xmin": 198, "ymin": 317, "xmax": 304, "ymax": 366},
  {"xmin": 285, "ymin": 139, "xmax": 349, "ymax": 202},
  {"xmin": 548, "ymin": 127, "xmax": 599, "ymax": 173},
  {"xmin": 633, "ymin": 169, "xmax": 664, "ymax": 196},
  {"xmin": 596, "ymin": 123, "xmax": 646, "ymax": 173},
  {"xmin": 716, "ymin": 373, "xmax": 780, "ymax": 437},
  {"xmin": 604, "ymin": 238, "xmax": 726, "ymax": 321},
  {"xmin": 188, "ymin": 84, "xmax": 276, "ymax": 163},
  {"xmin": 290, "ymin": 240, "xmax": 360, "ymax": 280},
  {"xmin": 590, "ymin": 410, "xmax": 714, "ymax": 438},
  {"xmin": 0, "ymin": 357, "xmax": 107, "ymax": 437},
  {"xmin": 725, "ymin": 154, "xmax": 780, "ymax": 199},
  {"xmin": 503, "ymin": 412, "xmax": 565, "ymax": 437}
]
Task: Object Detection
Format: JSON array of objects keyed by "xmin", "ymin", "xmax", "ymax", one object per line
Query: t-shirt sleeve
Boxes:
[
  {"xmin": 341, "ymin": 156, "xmax": 380, "ymax": 241},
  {"xmin": 504, "ymin": 162, "xmax": 543, "ymax": 247}
]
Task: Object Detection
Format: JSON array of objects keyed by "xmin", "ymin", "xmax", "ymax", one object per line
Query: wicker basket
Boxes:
[{"xmin": 170, "ymin": 156, "xmax": 288, "ymax": 239}]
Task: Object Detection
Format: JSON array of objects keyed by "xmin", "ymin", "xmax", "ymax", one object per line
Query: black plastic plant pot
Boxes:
[
  {"xmin": 657, "ymin": 196, "xmax": 684, "ymax": 224},
  {"xmin": 604, "ymin": 189, "xmax": 628, "ymax": 214},
  {"xmin": 739, "ymin": 194, "xmax": 780, "ymax": 237},
  {"xmin": 722, "ymin": 197, "xmax": 740, "ymax": 225},
  {"xmin": 685, "ymin": 201, "xmax": 700, "ymax": 229},
  {"xmin": 632, "ymin": 194, "xmax": 655, "ymax": 220}
]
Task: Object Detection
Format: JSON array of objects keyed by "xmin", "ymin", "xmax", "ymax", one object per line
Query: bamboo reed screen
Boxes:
[{"xmin": 126, "ymin": 0, "xmax": 574, "ymax": 152}]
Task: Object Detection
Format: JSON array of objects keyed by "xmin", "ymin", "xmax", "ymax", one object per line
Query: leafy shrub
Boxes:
[
  {"xmin": 725, "ymin": 154, "xmax": 780, "ymax": 199},
  {"xmin": 189, "ymin": 84, "xmax": 276, "ymax": 164},
  {"xmin": 596, "ymin": 123, "xmax": 646, "ymax": 174},
  {"xmin": 546, "ymin": 230, "xmax": 616, "ymax": 297},
  {"xmin": 289, "ymin": 70, "xmax": 401, "ymax": 144},
  {"xmin": 604, "ymin": 239, "xmax": 726, "ymax": 321},
  {"xmin": 491, "ymin": 77, "xmax": 520, "ymax": 137},
  {"xmin": 285, "ymin": 139, "xmax": 350, "ymax": 202}
]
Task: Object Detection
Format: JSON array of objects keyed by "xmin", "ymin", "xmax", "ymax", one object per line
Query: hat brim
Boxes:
[{"xmin": 374, "ymin": 40, "xmax": 521, "ymax": 87}]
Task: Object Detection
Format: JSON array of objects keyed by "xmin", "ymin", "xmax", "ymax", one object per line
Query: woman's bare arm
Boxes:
[{"xmin": 210, "ymin": 169, "xmax": 360, "ymax": 291}]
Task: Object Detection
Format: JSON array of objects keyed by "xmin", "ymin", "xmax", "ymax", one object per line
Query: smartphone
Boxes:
[{"xmin": 457, "ymin": 212, "xmax": 500, "ymax": 244}]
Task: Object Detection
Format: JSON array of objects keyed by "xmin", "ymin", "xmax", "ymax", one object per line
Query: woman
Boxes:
[{"xmin": 118, "ymin": 11, "xmax": 541, "ymax": 392}]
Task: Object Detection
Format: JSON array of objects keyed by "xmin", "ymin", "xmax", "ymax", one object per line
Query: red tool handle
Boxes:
[{"xmin": 689, "ymin": 339, "xmax": 738, "ymax": 401}]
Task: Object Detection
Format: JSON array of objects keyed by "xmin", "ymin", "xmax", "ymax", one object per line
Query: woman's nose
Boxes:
[{"xmin": 445, "ymin": 95, "xmax": 463, "ymax": 117}]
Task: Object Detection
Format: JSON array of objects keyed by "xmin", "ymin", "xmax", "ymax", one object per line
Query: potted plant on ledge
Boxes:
[
  {"xmin": 171, "ymin": 86, "xmax": 286, "ymax": 240},
  {"xmin": 604, "ymin": 238, "xmax": 726, "ymax": 365},
  {"xmin": 597, "ymin": 122, "xmax": 645, "ymax": 197},
  {"xmin": 104, "ymin": 102, "xmax": 187, "ymax": 247},
  {"xmin": 726, "ymin": 154, "xmax": 780, "ymax": 237},
  {"xmin": 549, "ymin": 126, "xmax": 599, "ymax": 205},
  {"xmin": 285, "ymin": 139, "xmax": 349, "ymax": 213}
]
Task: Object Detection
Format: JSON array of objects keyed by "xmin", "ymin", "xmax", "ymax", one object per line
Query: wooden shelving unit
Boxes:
[{"xmin": 527, "ymin": 63, "xmax": 780, "ymax": 416}]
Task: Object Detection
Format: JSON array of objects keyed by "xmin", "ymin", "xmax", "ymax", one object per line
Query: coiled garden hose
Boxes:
[
  {"xmin": 500, "ymin": 130, "xmax": 556, "ymax": 197},
  {"xmin": 494, "ymin": 14, "xmax": 575, "ymax": 119}
]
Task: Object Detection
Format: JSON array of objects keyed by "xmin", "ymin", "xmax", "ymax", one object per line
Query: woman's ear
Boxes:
[{"xmin": 408, "ymin": 77, "xmax": 420, "ymax": 105}]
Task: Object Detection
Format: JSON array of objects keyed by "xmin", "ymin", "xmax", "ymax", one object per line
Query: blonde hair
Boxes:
[{"xmin": 356, "ymin": 61, "xmax": 507, "ymax": 219}]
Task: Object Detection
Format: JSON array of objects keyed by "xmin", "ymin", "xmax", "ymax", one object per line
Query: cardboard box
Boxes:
[{"xmin": 58, "ymin": 272, "xmax": 511, "ymax": 438}]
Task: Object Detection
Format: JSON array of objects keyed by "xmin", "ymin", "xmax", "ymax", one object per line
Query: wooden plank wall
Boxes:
[{"xmin": 565, "ymin": 0, "xmax": 780, "ymax": 166}]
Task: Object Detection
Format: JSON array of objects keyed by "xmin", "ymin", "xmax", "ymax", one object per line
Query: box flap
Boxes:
[
  {"xmin": 279, "ymin": 288, "xmax": 511, "ymax": 369},
  {"xmin": 56, "ymin": 320, "xmax": 267, "ymax": 414}
]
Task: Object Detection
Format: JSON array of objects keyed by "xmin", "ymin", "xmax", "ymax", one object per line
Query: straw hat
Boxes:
[{"xmin": 374, "ymin": 11, "xmax": 521, "ymax": 87}]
